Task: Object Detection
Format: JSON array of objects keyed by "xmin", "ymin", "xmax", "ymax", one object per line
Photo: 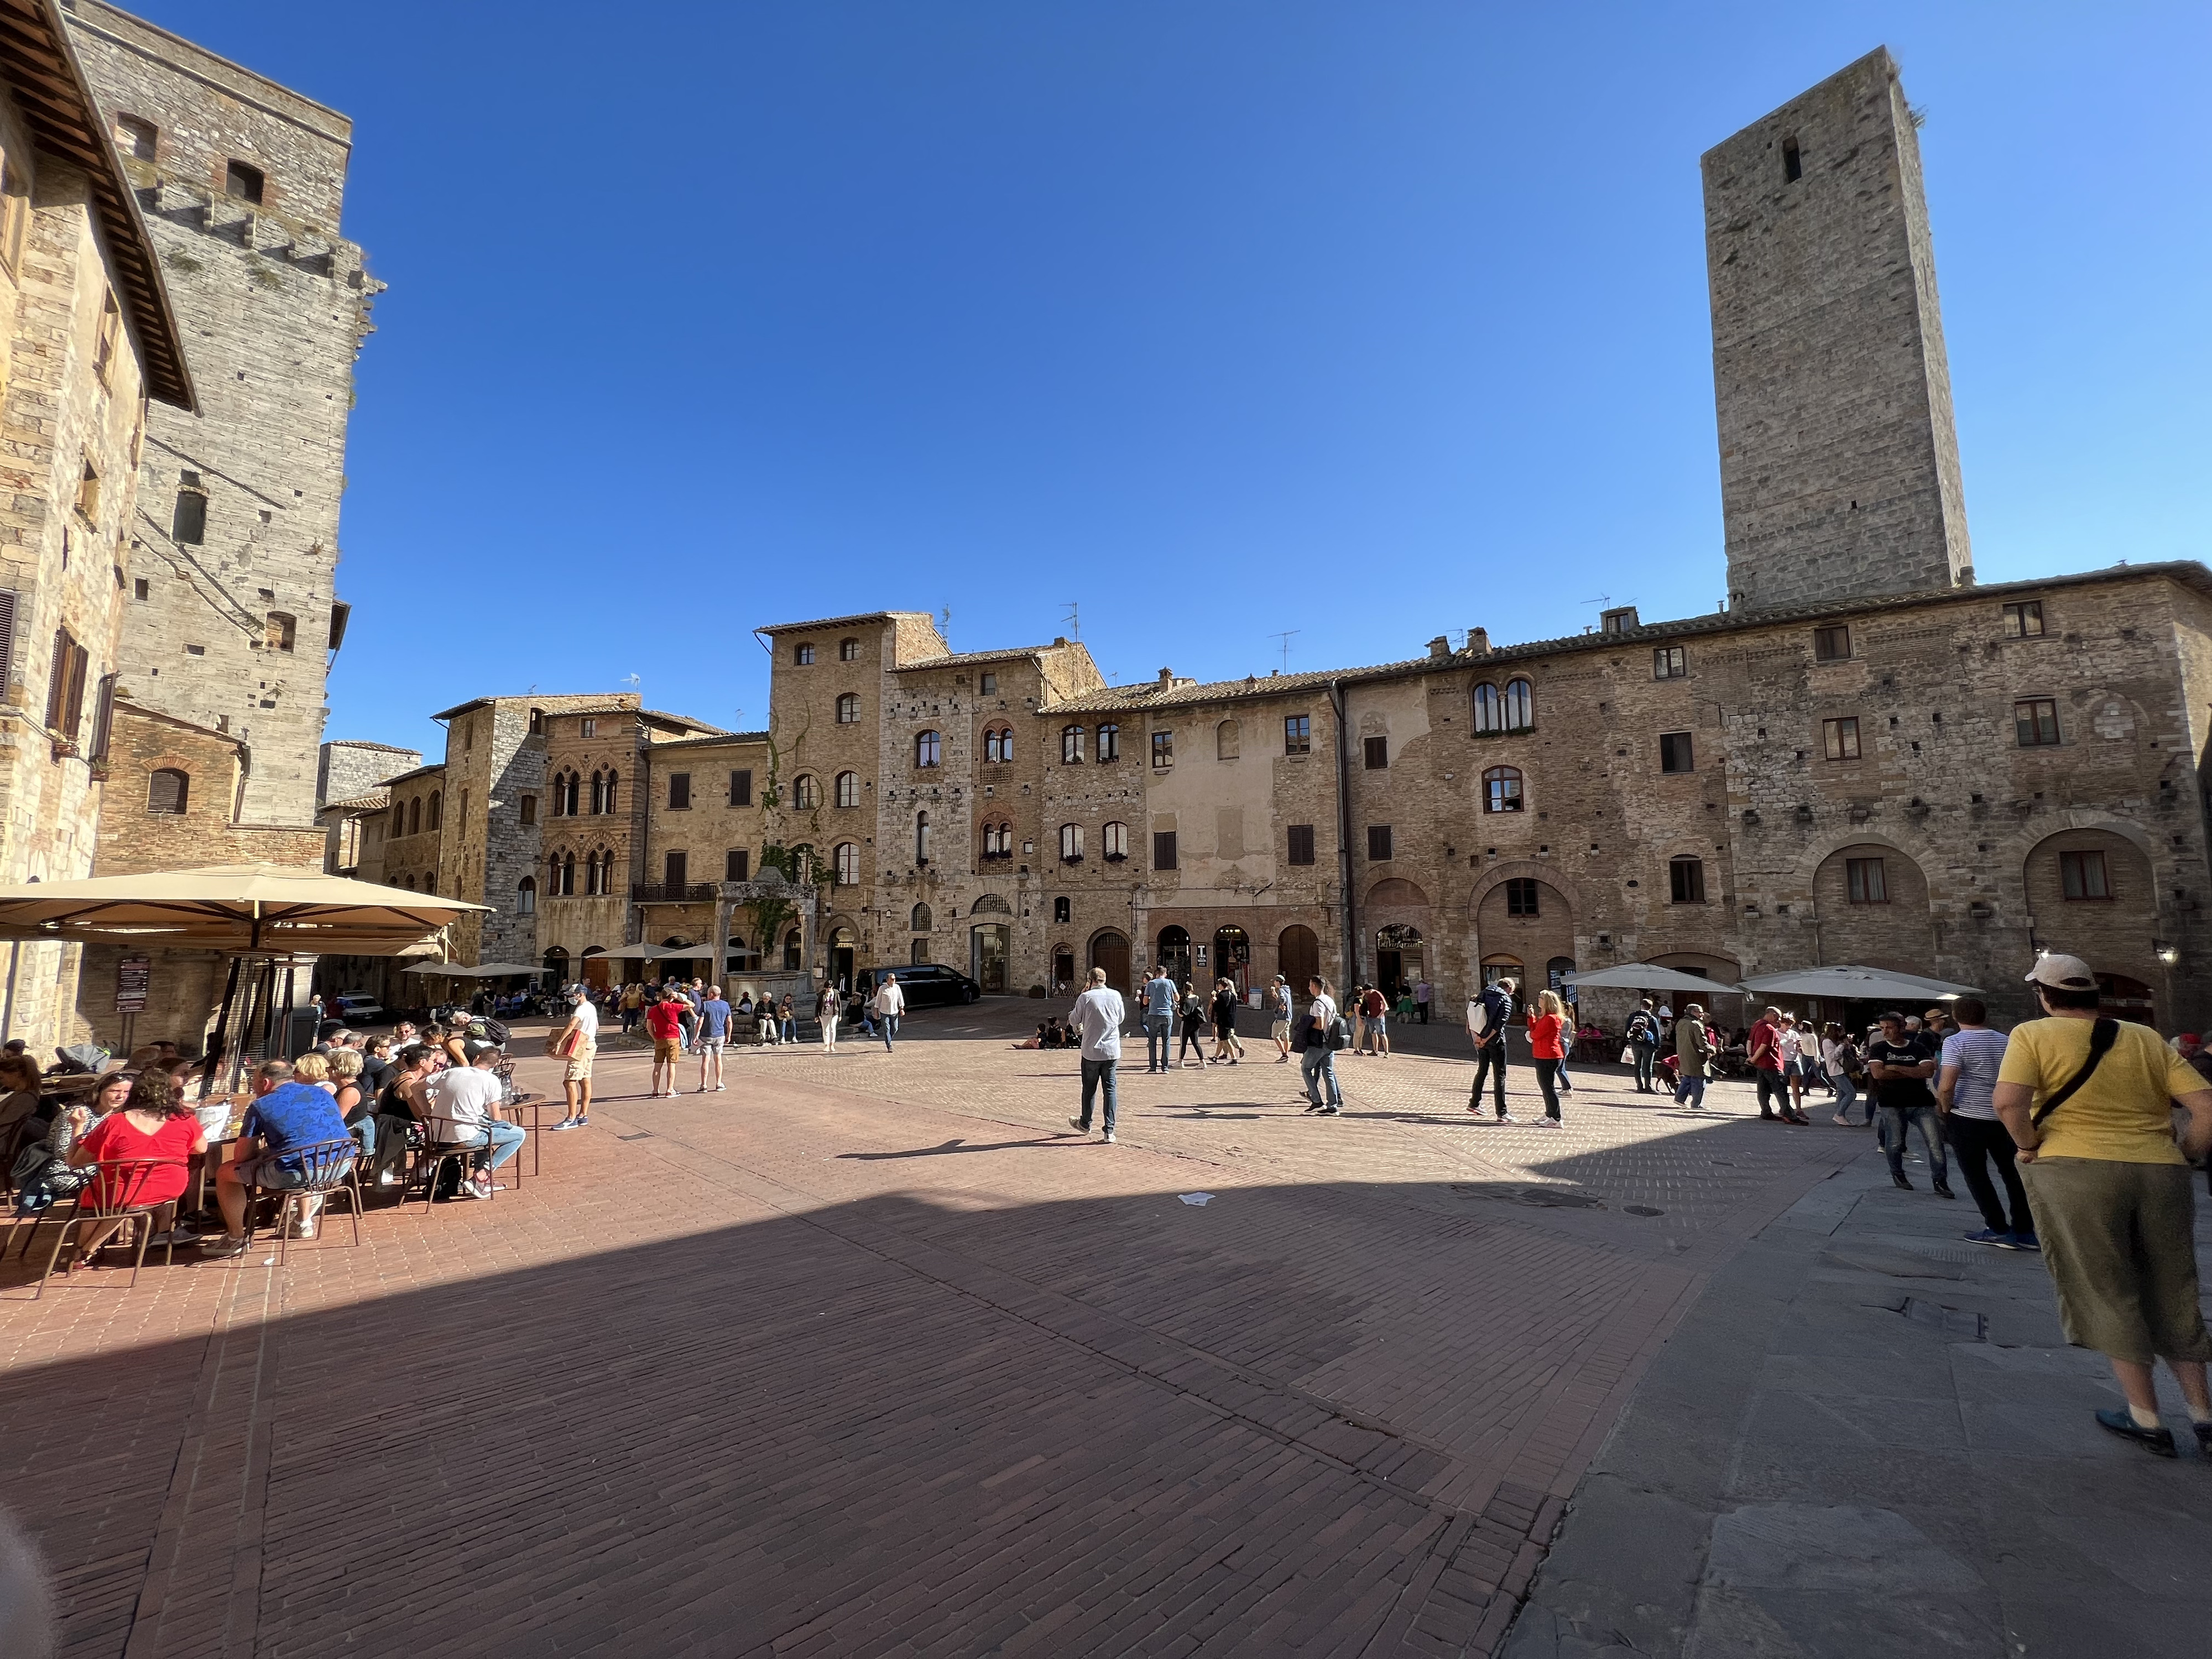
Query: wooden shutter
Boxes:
[
  {"xmin": 0, "ymin": 591, "xmax": 14, "ymax": 695},
  {"xmin": 88, "ymin": 673, "xmax": 117, "ymax": 763},
  {"xmin": 45, "ymin": 628, "xmax": 68, "ymax": 728}
]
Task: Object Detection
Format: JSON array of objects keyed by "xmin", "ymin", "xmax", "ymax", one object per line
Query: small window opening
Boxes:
[
  {"xmin": 1782, "ymin": 137, "xmax": 1803, "ymax": 182},
  {"xmin": 224, "ymin": 160, "xmax": 264, "ymax": 204}
]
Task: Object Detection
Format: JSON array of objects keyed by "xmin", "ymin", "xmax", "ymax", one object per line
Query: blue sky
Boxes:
[{"xmin": 137, "ymin": 2, "xmax": 2209, "ymax": 758}]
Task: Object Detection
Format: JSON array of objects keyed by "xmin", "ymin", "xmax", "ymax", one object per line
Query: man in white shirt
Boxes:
[
  {"xmin": 1301, "ymin": 976, "xmax": 1345, "ymax": 1114},
  {"xmin": 550, "ymin": 988, "xmax": 598, "ymax": 1130},
  {"xmin": 1141, "ymin": 967, "xmax": 1177, "ymax": 1073},
  {"xmin": 1065, "ymin": 967, "xmax": 1126, "ymax": 1143},
  {"xmin": 424, "ymin": 1046, "xmax": 524, "ymax": 1200},
  {"xmin": 871, "ymin": 973, "xmax": 905, "ymax": 1051}
]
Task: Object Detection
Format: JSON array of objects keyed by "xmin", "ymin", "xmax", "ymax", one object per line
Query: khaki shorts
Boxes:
[
  {"xmin": 2021, "ymin": 1156, "xmax": 2211, "ymax": 1364},
  {"xmin": 653, "ymin": 1038, "xmax": 680, "ymax": 1063},
  {"xmin": 563, "ymin": 1045, "xmax": 595, "ymax": 1083},
  {"xmin": 1271, "ymin": 1020, "xmax": 1291, "ymax": 1041}
]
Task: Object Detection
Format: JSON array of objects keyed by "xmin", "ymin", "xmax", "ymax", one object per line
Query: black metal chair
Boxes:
[
  {"xmin": 243, "ymin": 1138, "xmax": 363, "ymax": 1266},
  {"xmin": 410, "ymin": 1112, "xmax": 496, "ymax": 1209},
  {"xmin": 35, "ymin": 1156, "xmax": 191, "ymax": 1297}
]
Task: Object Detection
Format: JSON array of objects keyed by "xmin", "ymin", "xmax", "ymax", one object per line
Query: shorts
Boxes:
[
  {"xmin": 1367, "ymin": 1015, "xmax": 1386, "ymax": 1034},
  {"xmin": 653, "ymin": 1039, "xmax": 680, "ymax": 1062},
  {"xmin": 701, "ymin": 1038, "xmax": 726, "ymax": 1055},
  {"xmin": 2020, "ymin": 1157, "xmax": 2211, "ymax": 1364},
  {"xmin": 233, "ymin": 1153, "xmax": 323, "ymax": 1191},
  {"xmin": 1271, "ymin": 1020, "xmax": 1291, "ymax": 1041},
  {"xmin": 563, "ymin": 1045, "xmax": 596, "ymax": 1083}
]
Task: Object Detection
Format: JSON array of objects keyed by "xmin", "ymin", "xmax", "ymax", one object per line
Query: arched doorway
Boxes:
[
  {"xmin": 1376, "ymin": 924, "xmax": 1423, "ymax": 999},
  {"xmin": 1052, "ymin": 945, "xmax": 1076, "ymax": 993},
  {"xmin": 1090, "ymin": 931, "xmax": 1130, "ymax": 993},
  {"xmin": 1481, "ymin": 955, "xmax": 1525, "ymax": 1022},
  {"xmin": 659, "ymin": 937, "xmax": 697, "ymax": 982},
  {"xmin": 971, "ymin": 922, "xmax": 1009, "ymax": 992},
  {"xmin": 829, "ymin": 926, "xmax": 855, "ymax": 991},
  {"xmin": 541, "ymin": 946, "xmax": 569, "ymax": 990},
  {"xmin": 1212, "ymin": 926, "xmax": 1251, "ymax": 994},
  {"xmin": 1157, "ymin": 925, "xmax": 1193, "ymax": 986},
  {"xmin": 581, "ymin": 946, "xmax": 609, "ymax": 992},
  {"xmin": 1278, "ymin": 924, "xmax": 1320, "ymax": 995}
]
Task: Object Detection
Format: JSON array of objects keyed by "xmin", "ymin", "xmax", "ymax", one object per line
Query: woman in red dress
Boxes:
[{"xmin": 66, "ymin": 1071, "xmax": 206, "ymax": 1267}]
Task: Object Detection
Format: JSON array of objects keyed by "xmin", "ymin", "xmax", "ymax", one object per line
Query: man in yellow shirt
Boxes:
[{"xmin": 1994, "ymin": 953, "xmax": 2212, "ymax": 1458}]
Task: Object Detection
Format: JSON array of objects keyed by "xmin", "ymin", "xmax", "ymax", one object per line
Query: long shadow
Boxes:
[
  {"xmin": 835, "ymin": 1135, "xmax": 1080, "ymax": 1160},
  {"xmin": 0, "ymin": 1118, "xmax": 1830, "ymax": 1659}
]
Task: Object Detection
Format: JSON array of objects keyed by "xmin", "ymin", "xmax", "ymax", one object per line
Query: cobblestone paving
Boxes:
[{"xmin": 0, "ymin": 1003, "xmax": 1866, "ymax": 1656}]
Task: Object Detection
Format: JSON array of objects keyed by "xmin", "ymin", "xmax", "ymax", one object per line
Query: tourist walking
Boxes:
[
  {"xmin": 1465, "ymin": 977, "xmax": 1515, "ymax": 1121},
  {"xmin": 1361, "ymin": 984, "xmax": 1390, "ymax": 1057},
  {"xmin": 1993, "ymin": 953, "xmax": 2212, "ymax": 1457},
  {"xmin": 1936, "ymin": 997, "xmax": 2031, "ymax": 1247},
  {"xmin": 1141, "ymin": 966, "xmax": 1176, "ymax": 1073},
  {"xmin": 550, "ymin": 987, "xmax": 597, "ymax": 1129},
  {"xmin": 620, "ymin": 981, "xmax": 643, "ymax": 1035},
  {"xmin": 1065, "ymin": 967, "xmax": 1126, "ymax": 1144},
  {"xmin": 1210, "ymin": 979, "xmax": 1244, "ymax": 1065},
  {"xmin": 1269, "ymin": 974, "xmax": 1294, "ymax": 1063},
  {"xmin": 872, "ymin": 972, "xmax": 904, "ymax": 1051},
  {"xmin": 1823, "ymin": 1023, "xmax": 1865, "ymax": 1124},
  {"xmin": 1298, "ymin": 975, "xmax": 1345, "ymax": 1114},
  {"xmin": 1868, "ymin": 1010, "xmax": 1951, "ymax": 1195},
  {"xmin": 695, "ymin": 984, "xmax": 731, "ymax": 1093},
  {"xmin": 1177, "ymin": 982, "xmax": 1209, "ymax": 1068},
  {"xmin": 1626, "ymin": 999, "xmax": 1662, "ymax": 1093},
  {"xmin": 816, "ymin": 980, "xmax": 841, "ymax": 1051},
  {"xmin": 1673, "ymin": 1003, "xmax": 1713, "ymax": 1109},
  {"xmin": 1528, "ymin": 988, "xmax": 1569, "ymax": 1126},
  {"xmin": 1747, "ymin": 1006, "xmax": 1807, "ymax": 1123}
]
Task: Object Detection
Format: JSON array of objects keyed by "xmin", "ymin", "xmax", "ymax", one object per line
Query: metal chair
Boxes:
[
  {"xmin": 410, "ymin": 1112, "xmax": 496, "ymax": 1210},
  {"xmin": 242, "ymin": 1138, "xmax": 363, "ymax": 1266},
  {"xmin": 35, "ymin": 1156, "xmax": 191, "ymax": 1297}
]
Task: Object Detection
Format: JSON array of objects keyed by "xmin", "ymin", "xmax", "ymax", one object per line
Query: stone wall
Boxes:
[
  {"xmin": 1704, "ymin": 47, "xmax": 1971, "ymax": 611},
  {"xmin": 317, "ymin": 738, "xmax": 416, "ymax": 808},
  {"xmin": 67, "ymin": 0, "xmax": 376, "ymax": 825}
]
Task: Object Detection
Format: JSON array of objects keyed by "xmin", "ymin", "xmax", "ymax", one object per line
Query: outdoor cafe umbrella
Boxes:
[
  {"xmin": 400, "ymin": 961, "xmax": 542, "ymax": 978},
  {"xmin": 1736, "ymin": 964, "xmax": 1981, "ymax": 1001},
  {"xmin": 0, "ymin": 863, "xmax": 486, "ymax": 1091},
  {"xmin": 1563, "ymin": 963, "xmax": 1747, "ymax": 996}
]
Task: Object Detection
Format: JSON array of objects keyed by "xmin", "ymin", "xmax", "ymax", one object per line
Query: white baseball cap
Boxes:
[{"xmin": 2025, "ymin": 952, "xmax": 2097, "ymax": 992}]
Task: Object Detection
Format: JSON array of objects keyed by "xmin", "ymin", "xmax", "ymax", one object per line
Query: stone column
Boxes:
[{"xmin": 711, "ymin": 889, "xmax": 734, "ymax": 988}]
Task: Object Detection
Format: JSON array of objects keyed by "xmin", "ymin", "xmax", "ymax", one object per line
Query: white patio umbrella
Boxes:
[
  {"xmin": 1738, "ymin": 964, "xmax": 1980, "ymax": 1001},
  {"xmin": 1563, "ymin": 963, "xmax": 1746, "ymax": 995}
]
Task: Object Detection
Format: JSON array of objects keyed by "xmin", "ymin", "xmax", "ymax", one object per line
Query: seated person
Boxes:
[
  {"xmin": 15, "ymin": 1070, "xmax": 133, "ymax": 1219},
  {"xmin": 1014, "ymin": 1022, "xmax": 1048, "ymax": 1051},
  {"xmin": 65, "ymin": 1071, "xmax": 205, "ymax": 1267},
  {"xmin": 423, "ymin": 1044, "xmax": 524, "ymax": 1201},
  {"xmin": 204, "ymin": 1060, "xmax": 352, "ymax": 1256}
]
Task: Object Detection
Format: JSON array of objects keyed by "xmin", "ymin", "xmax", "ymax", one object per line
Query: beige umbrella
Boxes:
[{"xmin": 0, "ymin": 863, "xmax": 486, "ymax": 951}]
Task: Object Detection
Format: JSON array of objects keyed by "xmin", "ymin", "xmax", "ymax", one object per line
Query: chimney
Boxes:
[
  {"xmin": 1158, "ymin": 667, "xmax": 1173, "ymax": 686},
  {"xmin": 1427, "ymin": 635, "xmax": 1451, "ymax": 660},
  {"xmin": 1468, "ymin": 628, "xmax": 1491, "ymax": 656}
]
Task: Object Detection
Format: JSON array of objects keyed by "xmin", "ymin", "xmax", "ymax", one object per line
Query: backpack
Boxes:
[{"xmin": 1330, "ymin": 1015, "xmax": 1354, "ymax": 1051}]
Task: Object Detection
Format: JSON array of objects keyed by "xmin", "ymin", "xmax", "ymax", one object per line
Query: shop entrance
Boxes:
[{"xmin": 971, "ymin": 924, "xmax": 1009, "ymax": 993}]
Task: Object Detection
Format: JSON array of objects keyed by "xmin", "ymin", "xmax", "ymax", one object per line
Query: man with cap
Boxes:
[{"xmin": 1994, "ymin": 952, "xmax": 2212, "ymax": 1457}]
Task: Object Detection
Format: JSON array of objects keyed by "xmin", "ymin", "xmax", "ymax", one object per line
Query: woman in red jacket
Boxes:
[{"xmin": 1527, "ymin": 989, "xmax": 1571, "ymax": 1127}]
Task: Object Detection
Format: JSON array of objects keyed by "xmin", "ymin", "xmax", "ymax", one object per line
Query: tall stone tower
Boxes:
[
  {"xmin": 62, "ymin": 1, "xmax": 377, "ymax": 825},
  {"xmin": 1703, "ymin": 47, "xmax": 1971, "ymax": 612}
]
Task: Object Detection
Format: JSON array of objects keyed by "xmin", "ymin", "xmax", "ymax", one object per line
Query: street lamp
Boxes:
[{"xmin": 2154, "ymin": 940, "xmax": 2180, "ymax": 967}]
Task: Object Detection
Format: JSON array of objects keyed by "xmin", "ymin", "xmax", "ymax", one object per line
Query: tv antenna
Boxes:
[
  {"xmin": 1061, "ymin": 601, "xmax": 1079, "ymax": 640},
  {"xmin": 620, "ymin": 673, "xmax": 640, "ymax": 691},
  {"xmin": 1268, "ymin": 629, "xmax": 1300, "ymax": 672},
  {"xmin": 938, "ymin": 604, "xmax": 952, "ymax": 644}
]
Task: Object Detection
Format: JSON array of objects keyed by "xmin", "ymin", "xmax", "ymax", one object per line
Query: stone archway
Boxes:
[
  {"xmin": 1089, "ymin": 930, "xmax": 1131, "ymax": 993},
  {"xmin": 1809, "ymin": 842, "xmax": 1933, "ymax": 972},
  {"xmin": 1364, "ymin": 878, "xmax": 1431, "ymax": 990}
]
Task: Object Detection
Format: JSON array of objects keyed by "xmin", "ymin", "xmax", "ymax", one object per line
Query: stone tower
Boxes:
[
  {"xmin": 1703, "ymin": 47, "xmax": 1971, "ymax": 612},
  {"xmin": 63, "ymin": 1, "xmax": 377, "ymax": 825}
]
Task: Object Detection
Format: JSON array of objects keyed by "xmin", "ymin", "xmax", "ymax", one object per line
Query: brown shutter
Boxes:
[
  {"xmin": 88, "ymin": 673, "xmax": 117, "ymax": 763},
  {"xmin": 45, "ymin": 629, "xmax": 67, "ymax": 728},
  {"xmin": 0, "ymin": 591, "xmax": 14, "ymax": 693}
]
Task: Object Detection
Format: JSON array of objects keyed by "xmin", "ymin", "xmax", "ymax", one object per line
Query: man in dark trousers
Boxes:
[{"xmin": 1465, "ymin": 977, "xmax": 1517, "ymax": 1122}]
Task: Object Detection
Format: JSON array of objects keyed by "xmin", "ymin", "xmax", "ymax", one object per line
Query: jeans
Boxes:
[
  {"xmin": 1533, "ymin": 1058, "xmax": 1563, "ymax": 1121},
  {"xmin": 1632, "ymin": 1043, "xmax": 1657, "ymax": 1091},
  {"xmin": 1832, "ymin": 1073, "xmax": 1860, "ymax": 1120},
  {"xmin": 456, "ymin": 1119, "xmax": 526, "ymax": 1172},
  {"xmin": 1417, "ymin": 1000, "xmax": 1430, "ymax": 1024},
  {"xmin": 1301, "ymin": 1046, "xmax": 1343, "ymax": 1108},
  {"xmin": 1946, "ymin": 1113, "xmax": 2030, "ymax": 1233},
  {"xmin": 879, "ymin": 1015, "xmax": 898, "ymax": 1051},
  {"xmin": 348, "ymin": 1117, "xmax": 377, "ymax": 1158},
  {"xmin": 781, "ymin": 1017, "xmax": 795, "ymax": 1042},
  {"xmin": 1469, "ymin": 1044, "xmax": 1508, "ymax": 1116},
  {"xmin": 1882, "ymin": 1104, "xmax": 1947, "ymax": 1185},
  {"xmin": 1143, "ymin": 1015, "xmax": 1171, "ymax": 1070},
  {"xmin": 1674, "ymin": 1072, "xmax": 1707, "ymax": 1109},
  {"xmin": 1078, "ymin": 1058, "xmax": 1118, "ymax": 1135},
  {"xmin": 1756, "ymin": 1069, "xmax": 1792, "ymax": 1117}
]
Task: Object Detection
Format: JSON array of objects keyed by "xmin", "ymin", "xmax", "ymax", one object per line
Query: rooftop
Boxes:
[
  {"xmin": 755, "ymin": 611, "xmax": 934, "ymax": 636},
  {"xmin": 319, "ymin": 791, "xmax": 390, "ymax": 816}
]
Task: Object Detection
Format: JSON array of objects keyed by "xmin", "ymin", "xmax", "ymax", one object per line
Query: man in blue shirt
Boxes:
[
  {"xmin": 1141, "ymin": 967, "xmax": 1177, "ymax": 1074},
  {"xmin": 696, "ymin": 984, "xmax": 733, "ymax": 1093},
  {"xmin": 204, "ymin": 1058, "xmax": 351, "ymax": 1258}
]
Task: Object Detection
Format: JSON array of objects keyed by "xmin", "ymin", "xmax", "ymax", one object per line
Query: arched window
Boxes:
[
  {"xmin": 791, "ymin": 774, "xmax": 821, "ymax": 810},
  {"xmin": 835, "ymin": 693, "xmax": 859, "ymax": 724},
  {"xmin": 582, "ymin": 851, "xmax": 599, "ymax": 896},
  {"xmin": 1061, "ymin": 724, "xmax": 1084, "ymax": 764},
  {"xmin": 1058, "ymin": 823, "xmax": 1084, "ymax": 862},
  {"xmin": 603, "ymin": 768, "xmax": 618, "ymax": 812},
  {"xmin": 390, "ymin": 801, "xmax": 405, "ymax": 836},
  {"xmin": 981, "ymin": 820, "xmax": 1011, "ymax": 859},
  {"xmin": 1097, "ymin": 723, "xmax": 1120, "ymax": 761},
  {"xmin": 1504, "ymin": 677, "xmax": 1534, "ymax": 732},
  {"xmin": 834, "ymin": 843, "xmax": 860, "ymax": 885},
  {"xmin": 1217, "ymin": 719, "xmax": 1240, "ymax": 760},
  {"xmin": 1471, "ymin": 682, "xmax": 1502, "ymax": 733},
  {"xmin": 915, "ymin": 730, "xmax": 941, "ymax": 768},
  {"xmin": 408, "ymin": 797, "xmax": 421, "ymax": 836},
  {"xmin": 911, "ymin": 903, "xmax": 932, "ymax": 931},
  {"xmin": 427, "ymin": 790, "xmax": 443, "ymax": 830},
  {"xmin": 1102, "ymin": 821, "xmax": 1128, "ymax": 860},
  {"xmin": 589, "ymin": 770, "xmax": 605, "ymax": 815},
  {"xmin": 147, "ymin": 767, "xmax": 189, "ymax": 814},
  {"xmin": 784, "ymin": 928, "xmax": 805, "ymax": 969},
  {"xmin": 915, "ymin": 811, "xmax": 931, "ymax": 864},
  {"xmin": 517, "ymin": 876, "xmax": 536, "ymax": 914},
  {"xmin": 1483, "ymin": 766, "xmax": 1525, "ymax": 813},
  {"xmin": 835, "ymin": 770, "xmax": 859, "ymax": 808},
  {"xmin": 984, "ymin": 726, "xmax": 1011, "ymax": 764}
]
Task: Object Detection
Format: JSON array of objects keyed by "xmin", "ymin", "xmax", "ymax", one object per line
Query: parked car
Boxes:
[
  {"xmin": 330, "ymin": 993, "xmax": 389, "ymax": 1027},
  {"xmin": 854, "ymin": 964, "xmax": 981, "ymax": 1008}
]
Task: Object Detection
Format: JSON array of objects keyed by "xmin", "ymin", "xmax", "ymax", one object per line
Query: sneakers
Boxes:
[
  {"xmin": 1318, "ymin": 1106, "xmax": 1340, "ymax": 1115},
  {"xmin": 287, "ymin": 1219, "xmax": 319, "ymax": 1240},
  {"xmin": 713, "ymin": 1084, "xmax": 727, "ymax": 1092},
  {"xmin": 547, "ymin": 1119, "xmax": 577, "ymax": 1132},
  {"xmin": 1891, "ymin": 1173, "xmax": 1913, "ymax": 1190},
  {"xmin": 2095, "ymin": 1407, "xmax": 2177, "ymax": 1458},
  {"xmin": 1964, "ymin": 1229, "xmax": 2015, "ymax": 1249},
  {"xmin": 1832, "ymin": 1113, "xmax": 1850, "ymax": 1126},
  {"xmin": 1068, "ymin": 1117, "xmax": 1088, "ymax": 1134},
  {"xmin": 1497, "ymin": 1114, "xmax": 1520, "ymax": 1125},
  {"xmin": 1932, "ymin": 1181, "xmax": 1957, "ymax": 1200},
  {"xmin": 1101, "ymin": 1131, "xmax": 1115, "ymax": 1143},
  {"xmin": 199, "ymin": 1234, "xmax": 251, "ymax": 1259},
  {"xmin": 1537, "ymin": 1118, "xmax": 1562, "ymax": 1128},
  {"xmin": 2009, "ymin": 1230, "xmax": 2041, "ymax": 1252},
  {"xmin": 379, "ymin": 1171, "xmax": 404, "ymax": 1186}
]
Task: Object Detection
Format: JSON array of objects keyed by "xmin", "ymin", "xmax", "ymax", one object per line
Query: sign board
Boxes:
[
  {"xmin": 115, "ymin": 957, "xmax": 150, "ymax": 1014},
  {"xmin": 1194, "ymin": 945, "xmax": 1208, "ymax": 963}
]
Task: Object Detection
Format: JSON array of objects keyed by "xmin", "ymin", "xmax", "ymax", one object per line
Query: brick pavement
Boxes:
[{"xmin": 0, "ymin": 1002, "xmax": 1867, "ymax": 1656}]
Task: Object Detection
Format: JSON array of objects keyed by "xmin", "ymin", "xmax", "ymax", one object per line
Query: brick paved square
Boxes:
[{"xmin": 0, "ymin": 1003, "xmax": 1863, "ymax": 1656}]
